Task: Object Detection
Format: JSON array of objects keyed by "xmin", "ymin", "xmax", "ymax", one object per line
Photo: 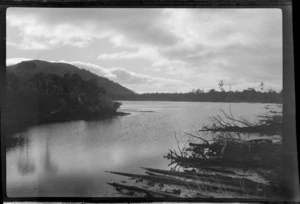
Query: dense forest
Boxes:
[
  {"xmin": 6, "ymin": 72, "xmax": 124, "ymax": 148},
  {"xmin": 113, "ymin": 88, "xmax": 282, "ymax": 103}
]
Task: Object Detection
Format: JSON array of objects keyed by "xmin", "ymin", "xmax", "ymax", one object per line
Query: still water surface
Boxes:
[{"xmin": 7, "ymin": 101, "xmax": 277, "ymax": 197}]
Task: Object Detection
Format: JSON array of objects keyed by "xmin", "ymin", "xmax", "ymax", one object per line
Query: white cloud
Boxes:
[
  {"xmin": 52, "ymin": 60, "xmax": 115, "ymax": 78},
  {"xmin": 97, "ymin": 47, "xmax": 161, "ymax": 62},
  {"xmin": 6, "ymin": 58, "xmax": 32, "ymax": 66},
  {"xmin": 7, "ymin": 58, "xmax": 191, "ymax": 93},
  {"xmin": 70, "ymin": 61, "xmax": 194, "ymax": 93},
  {"xmin": 97, "ymin": 51, "xmax": 140, "ymax": 60},
  {"xmin": 108, "ymin": 67, "xmax": 192, "ymax": 93}
]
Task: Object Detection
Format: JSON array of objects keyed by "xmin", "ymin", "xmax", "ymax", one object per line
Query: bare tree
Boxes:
[
  {"xmin": 259, "ymin": 82, "xmax": 264, "ymax": 92},
  {"xmin": 218, "ymin": 80, "xmax": 224, "ymax": 91}
]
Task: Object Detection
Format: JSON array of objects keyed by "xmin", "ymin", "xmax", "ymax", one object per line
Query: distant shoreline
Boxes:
[
  {"xmin": 116, "ymin": 99, "xmax": 283, "ymax": 104},
  {"xmin": 112, "ymin": 91, "xmax": 282, "ymax": 104}
]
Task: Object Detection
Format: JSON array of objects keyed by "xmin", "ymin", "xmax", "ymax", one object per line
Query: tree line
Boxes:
[{"xmin": 112, "ymin": 88, "xmax": 282, "ymax": 103}]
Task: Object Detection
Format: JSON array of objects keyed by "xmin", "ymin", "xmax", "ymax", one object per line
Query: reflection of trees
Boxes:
[
  {"xmin": 43, "ymin": 138, "xmax": 58, "ymax": 174},
  {"xmin": 17, "ymin": 139, "xmax": 36, "ymax": 175},
  {"xmin": 16, "ymin": 135, "xmax": 59, "ymax": 176}
]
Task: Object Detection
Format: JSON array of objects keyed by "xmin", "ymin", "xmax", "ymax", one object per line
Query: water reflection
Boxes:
[
  {"xmin": 17, "ymin": 138, "xmax": 36, "ymax": 175},
  {"xmin": 43, "ymin": 139, "xmax": 58, "ymax": 174},
  {"xmin": 15, "ymin": 131, "xmax": 59, "ymax": 176}
]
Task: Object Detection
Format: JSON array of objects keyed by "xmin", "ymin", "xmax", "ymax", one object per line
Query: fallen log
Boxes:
[
  {"xmin": 142, "ymin": 167, "xmax": 269, "ymax": 189},
  {"xmin": 189, "ymin": 139, "xmax": 274, "ymax": 148},
  {"xmin": 107, "ymin": 170, "xmax": 258, "ymax": 194},
  {"xmin": 107, "ymin": 181, "xmax": 182, "ymax": 199},
  {"xmin": 200, "ymin": 167, "xmax": 237, "ymax": 175},
  {"xmin": 171, "ymin": 157, "xmax": 280, "ymax": 169}
]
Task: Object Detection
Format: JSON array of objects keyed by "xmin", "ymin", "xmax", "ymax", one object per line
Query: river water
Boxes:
[{"xmin": 6, "ymin": 101, "xmax": 279, "ymax": 197}]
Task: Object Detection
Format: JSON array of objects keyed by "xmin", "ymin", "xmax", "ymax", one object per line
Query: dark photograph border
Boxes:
[{"xmin": 0, "ymin": 0, "xmax": 298, "ymax": 203}]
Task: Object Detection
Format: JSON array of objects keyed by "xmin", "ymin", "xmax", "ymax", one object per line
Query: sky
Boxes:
[{"xmin": 6, "ymin": 8, "xmax": 282, "ymax": 93}]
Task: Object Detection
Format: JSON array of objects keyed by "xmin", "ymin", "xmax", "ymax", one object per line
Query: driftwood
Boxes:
[
  {"xmin": 199, "ymin": 107, "xmax": 282, "ymax": 136},
  {"xmin": 107, "ymin": 107, "xmax": 282, "ymax": 199},
  {"xmin": 142, "ymin": 167, "xmax": 267, "ymax": 189},
  {"xmin": 108, "ymin": 136, "xmax": 281, "ymax": 198},
  {"xmin": 107, "ymin": 170, "xmax": 246, "ymax": 193},
  {"xmin": 107, "ymin": 181, "xmax": 182, "ymax": 199},
  {"xmin": 166, "ymin": 137, "xmax": 281, "ymax": 170},
  {"xmin": 107, "ymin": 167, "xmax": 277, "ymax": 198},
  {"xmin": 167, "ymin": 157, "xmax": 280, "ymax": 169}
]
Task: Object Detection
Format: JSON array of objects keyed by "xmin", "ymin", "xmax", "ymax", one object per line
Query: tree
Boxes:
[
  {"xmin": 259, "ymin": 82, "xmax": 264, "ymax": 92},
  {"xmin": 218, "ymin": 80, "xmax": 224, "ymax": 92},
  {"xmin": 268, "ymin": 89, "xmax": 276, "ymax": 93},
  {"xmin": 194, "ymin": 89, "xmax": 203, "ymax": 94}
]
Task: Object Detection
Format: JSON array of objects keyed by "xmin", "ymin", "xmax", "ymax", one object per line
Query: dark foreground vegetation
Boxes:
[
  {"xmin": 113, "ymin": 89, "xmax": 282, "ymax": 103},
  {"xmin": 6, "ymin": 72, "xmax": 124, "ymax": 149},
  {"xmin": 108, "ymin": 106, "xmax": 283, "ymax": 200}
]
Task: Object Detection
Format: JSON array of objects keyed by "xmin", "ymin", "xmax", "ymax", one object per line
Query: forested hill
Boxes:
[
  {"xmin": 7, "ymin": 60, "xmax": 134, "ymax": 95},
  {"xmin": 6, "ymin": 60, "xmax": 133, "ymax": 148}
]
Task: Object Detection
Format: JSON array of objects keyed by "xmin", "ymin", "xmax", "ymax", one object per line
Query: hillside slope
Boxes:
[{"xmin": 7, "ymin": 60, "xmax": 134, "ymax": 95}]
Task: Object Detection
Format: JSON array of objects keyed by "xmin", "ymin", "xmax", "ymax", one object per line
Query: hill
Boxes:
[
  {"xmin": 5, "ymin": 60, "xmax": 133, "ymax": 149},
  {"xmin": 7, "ymin": 60, "xmax": 134, "ymax": 95}
]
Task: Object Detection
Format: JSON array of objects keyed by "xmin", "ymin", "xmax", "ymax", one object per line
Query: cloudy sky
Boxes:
[{"xmin": 6, "ymin": 8, "xmax": 282, "ymax": 93}]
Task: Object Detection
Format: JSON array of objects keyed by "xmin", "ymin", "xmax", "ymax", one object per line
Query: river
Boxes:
[{"xmin": 6, "ymin": 101, "xmax": 280, "ymax": 197}]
